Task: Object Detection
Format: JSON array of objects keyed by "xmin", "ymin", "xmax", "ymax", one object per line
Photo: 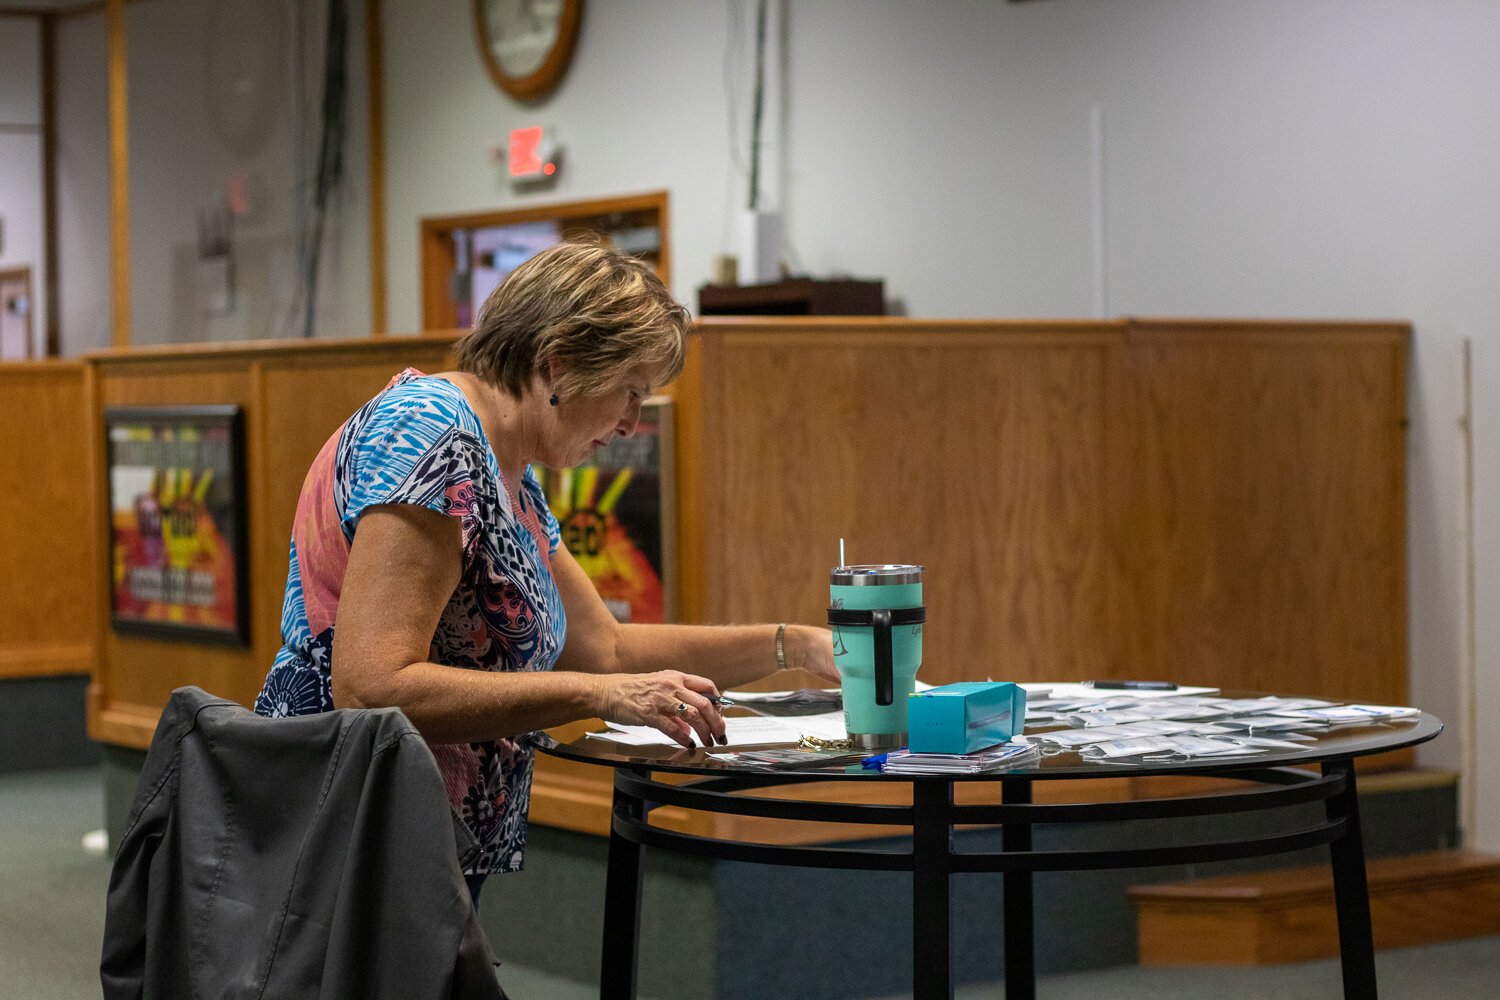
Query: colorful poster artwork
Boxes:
[
  {"xmin": 538, "ymin": 400, "xmax": 674, "ymax": 624},
  {"xmin": 106, "ymin": 407, "xmax": 247, "ymax": 644}
]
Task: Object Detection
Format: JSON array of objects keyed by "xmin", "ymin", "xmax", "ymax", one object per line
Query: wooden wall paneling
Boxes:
[
  {"xmin": 0, "ymin": 363, "xmax": 94, "ymax": 678},
  {"xmin": 693, "ymin": 321, "xmax": 1124, "ymax": 687},
  {"xmin": 1118, "ymin": 320, "xmax": 1409, "ymax": 704},
  {"xmin": 74, "ymin": 319, "xmax": 1412, "ymax": 841},
  {"xmin": 84, "ymin": 362, "xmax": 109, "ymax": 709},
  {"xmin": 669, "ymin": 333, "xmax": 707, "ymax": 624},
  {"xmin": 1101, "ymin": 331, "xmax": 1139, "ymax": 679}
]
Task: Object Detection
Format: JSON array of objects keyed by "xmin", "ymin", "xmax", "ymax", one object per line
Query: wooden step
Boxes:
[{"xmin": 1129, "ymin": 850, "xmax": 1500, "ymax": 965}]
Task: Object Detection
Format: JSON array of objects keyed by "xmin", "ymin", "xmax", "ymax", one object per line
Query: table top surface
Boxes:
[{"xmin": 536, "ymin": 692, "xmax": 1443, "ymax": 782}]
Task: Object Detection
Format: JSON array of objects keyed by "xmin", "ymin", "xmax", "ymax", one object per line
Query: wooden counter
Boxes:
[
  {"xmin": 0, "ymin": 361, "xmax": 97, "ymax": 680},
  {"xmin": 0, "ymin": 317, "xmax": 1409, "ymax": 839}
]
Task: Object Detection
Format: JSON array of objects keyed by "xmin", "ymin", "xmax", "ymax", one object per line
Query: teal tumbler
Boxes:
[{"xmin": 828, "ymin": 564, "xmax": 925, "ymax": 748}]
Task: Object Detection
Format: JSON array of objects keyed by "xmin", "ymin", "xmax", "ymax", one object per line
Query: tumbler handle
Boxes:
[{"xmin": 871, "ymin": 608, "xmax": 893, "ymax": 706}]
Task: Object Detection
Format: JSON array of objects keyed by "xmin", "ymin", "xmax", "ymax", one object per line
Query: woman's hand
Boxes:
[
  {"xmin": 784, "ymin": 625, "xmax": 839, "ymax": 687},
  {"xmin": 596, "ymin": 670, "xmax": 727, "ymax": 749}
]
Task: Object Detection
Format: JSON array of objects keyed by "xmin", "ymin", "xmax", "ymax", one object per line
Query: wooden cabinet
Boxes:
[{"xmin": 697, "ymin": 278, "xmax": 885, "ymax": 316}]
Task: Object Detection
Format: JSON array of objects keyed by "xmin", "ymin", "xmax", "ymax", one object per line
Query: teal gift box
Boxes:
[{"xmin": 906, "ymin": 682, "xmax": 1027, "ymax": 754}]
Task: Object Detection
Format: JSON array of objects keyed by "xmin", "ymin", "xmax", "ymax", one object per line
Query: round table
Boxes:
[{"xmin": 537, "ymin": 698, "xmax": 1442, "ymax": 1000}]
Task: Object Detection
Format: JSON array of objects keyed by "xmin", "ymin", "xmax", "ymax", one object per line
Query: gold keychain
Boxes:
[{"xmin": 797, "ymin": 734, "xmax": 855, "ymax": 752}]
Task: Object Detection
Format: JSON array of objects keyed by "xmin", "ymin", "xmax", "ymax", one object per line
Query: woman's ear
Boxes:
[{"xmin": 540, "ymin": 358, "xmax": 560, "ymax": 405}]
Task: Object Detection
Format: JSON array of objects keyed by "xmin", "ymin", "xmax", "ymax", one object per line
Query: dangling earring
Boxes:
[{"xmin": 549, "ymin": 393, "xmax": 559, "ymax": 407}]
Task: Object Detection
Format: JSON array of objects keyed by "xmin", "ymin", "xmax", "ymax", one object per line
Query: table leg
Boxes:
[
  {"xmin": 912, "ymin": 780, "xmax": 954, "ymax": 1000},
  {"xmin": 600, "ymin": 777, "xmax": 645, "ymax": 1000},
  {"xmin": 1002, "ymin": 778, "xmax": 1036, "ymax": 1000},
  {"xmin": 1322, "ymin": 759, "xmax": 1378, "ymax": 999}
]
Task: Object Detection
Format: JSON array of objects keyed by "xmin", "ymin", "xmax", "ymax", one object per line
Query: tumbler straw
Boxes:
[{"xmin": 839, "ymin": 538, "xmax": 846, "ymax": 568}]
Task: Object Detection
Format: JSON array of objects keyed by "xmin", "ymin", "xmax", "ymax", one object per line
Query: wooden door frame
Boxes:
[
  {"xmin": 419, "ymin": 190, "xmax": 671, "ymax": 333},
  {"xmin": 0, "ymin": 266, "xmax": 35, "ymax": 360}
]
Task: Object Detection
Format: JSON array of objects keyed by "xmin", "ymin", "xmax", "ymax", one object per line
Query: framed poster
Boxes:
[
  {"xmin": 537, "ymin": 397, "xmax": 677, "ymax": 623},
  {"xmin": 104, "ymin": 405, "xmax": 249, "ymax": 645}
]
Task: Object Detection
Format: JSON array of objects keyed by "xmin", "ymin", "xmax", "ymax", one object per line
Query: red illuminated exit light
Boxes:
[{"xmin": 509, "ymin": 126, "xmax": 557, "ymax": 178}]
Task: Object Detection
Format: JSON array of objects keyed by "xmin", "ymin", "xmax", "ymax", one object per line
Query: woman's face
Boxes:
[{"xmin": 548, "ymin": 369, "xmax": 653, "ymax": 468}]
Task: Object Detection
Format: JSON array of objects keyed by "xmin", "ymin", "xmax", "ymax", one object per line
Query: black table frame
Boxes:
[
  {"xmin": 542, "ymin": 708, "xmax": 1443, "ymax": 1000},
  {"xmin": 588, "ymin": 759, "xmax": 1376, "ymax": 1000}
]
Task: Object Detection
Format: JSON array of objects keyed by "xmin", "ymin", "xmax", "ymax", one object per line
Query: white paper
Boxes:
[
  {"xmin": 586, "ymin": 727, "xmax": 675, "ymax": 746},
  {"xmin": 1308, "ymin": 704, "xmax": 1421, "ymax": 721},
  {"xmin": 594, "ymin": 716, "xmax": 805, "ymax": 748},
  {"xmin": 1236, "ymin": 735, "xmax": 1313, "ymax": 751},
  {"xmin": 1210, "ymin": 715, "xmax": 1322, "ymax": 732},
  {"xmin": 1031, "ymin": 726, "xmax": 1142, "ymax": 748},
  {"xmin": 1125, "ymin": 720, "xmax": 1195, "ymax": 736},
  {"xmin": 1163, "ymin": 736, "xmax": 1260, "ymax": 757},
  {"xmin": 1067, "ymin": 711, "xmax": 1153, "ymax": 728},
  {"xmin": 1081, "ymin": 737, "xmax": 1176, "ymax": 759},
  {"xmin": 1037, "ymin": 683, "xmax": 1221, "ymax": 700}
]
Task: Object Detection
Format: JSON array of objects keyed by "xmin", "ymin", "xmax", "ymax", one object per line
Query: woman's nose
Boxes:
[{"xmin": 617, "ymin": 401, "xmax": 642, "ymax": 438}]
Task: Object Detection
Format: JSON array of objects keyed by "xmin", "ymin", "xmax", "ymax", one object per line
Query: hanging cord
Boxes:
[
  {"xmin": 300, "ymin": 0, "xmax": 349, "ymax": 338},
  {"xmin": 746, "ymin": 0, "xmax": 767, "ymax": 211}
]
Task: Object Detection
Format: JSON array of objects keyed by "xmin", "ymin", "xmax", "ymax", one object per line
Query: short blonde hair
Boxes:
[{"xmin": 455, "ymin": 239, "xmax": 689, "ymax": 401}]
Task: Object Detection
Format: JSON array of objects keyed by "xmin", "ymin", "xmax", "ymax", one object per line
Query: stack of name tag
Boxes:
[
  {"xmin": 867, "ymin": 742, "xmax": 1041, "ymax": 774},
  {"xmin": 1023, "ymin": 693, "xmax": 1421, "ymax": 763}
]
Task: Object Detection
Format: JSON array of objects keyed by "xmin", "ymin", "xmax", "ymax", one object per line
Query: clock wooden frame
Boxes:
[{"xmin": 473, "ymin": 0, "xmax": 583, "ymax": 102}]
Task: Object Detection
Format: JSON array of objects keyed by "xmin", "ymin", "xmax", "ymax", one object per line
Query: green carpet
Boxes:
[{"xmin": 0, "ymin": 768, "xmax": 111, "ymax": 1000}]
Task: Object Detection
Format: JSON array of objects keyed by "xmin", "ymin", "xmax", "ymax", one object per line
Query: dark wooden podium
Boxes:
[{"xmin": 697, "ymin": 277, "xmax": 884, "ymax": 316}]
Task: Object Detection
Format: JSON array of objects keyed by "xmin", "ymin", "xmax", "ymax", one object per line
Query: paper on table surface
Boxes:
[
  {"xmin": 586, "ymin": 728, "xmax": 676, "ymax": 746},
  {"xmin": 1030, "ymin": 726, "xmax": 1144, "ymax": 748},
  {"xmin": 1036, "ymin": 683, "xmax": 1221, "ymax": 700},
  {"xmin": 1209, "ymin": 715, "xmax": 1322, "ymax": 732},
  {"xmin": 722, "ymin": 680, "xmax": 934, "ymax": 703},
  {"xmin": 589, "ymin": 711, "xmax": 850, "ymax": 748}
]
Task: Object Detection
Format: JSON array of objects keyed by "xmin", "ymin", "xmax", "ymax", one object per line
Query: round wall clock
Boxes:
[{"xmin": 474, "ymin": 0, "xmax": 583, "ymax": 102}]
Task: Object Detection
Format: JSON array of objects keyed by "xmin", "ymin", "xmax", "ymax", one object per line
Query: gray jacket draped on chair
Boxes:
[{"xmin": 101, "ymin": 686, "xmax": 504, "ymax": 1000}]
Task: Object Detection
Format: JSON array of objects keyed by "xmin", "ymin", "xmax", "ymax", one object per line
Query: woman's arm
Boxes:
[
  {"xmin": 550, "ymin": 544, "xmax": 838, "ymax": 689},
  {"xmin": 331, "ymin": 504, "xmax": 724, "ymax": 748}
]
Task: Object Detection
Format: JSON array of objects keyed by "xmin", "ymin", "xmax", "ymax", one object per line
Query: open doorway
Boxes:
[
  {"xmin": 420, "ymin": 191, "xmax": 668, "ymax": 332},
  {"xmin": 0, "ymin": 268, "xmax": 33, "ymax": 360}
]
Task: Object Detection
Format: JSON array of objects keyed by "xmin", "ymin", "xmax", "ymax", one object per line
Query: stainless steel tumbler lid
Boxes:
[{"xmin": 830, "ymin": 564, "xmax": 924, "ymax": 586}]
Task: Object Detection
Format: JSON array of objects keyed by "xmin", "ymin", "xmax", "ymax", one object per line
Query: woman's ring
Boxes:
[{"xmin": 676, "ymin": 702, "xmax": 689, "ymax": 715}]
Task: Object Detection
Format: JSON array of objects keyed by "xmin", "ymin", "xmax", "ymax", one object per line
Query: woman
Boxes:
[{"xmin": 252, "ymin": 239, "xmax": 835, "ymax": 898}]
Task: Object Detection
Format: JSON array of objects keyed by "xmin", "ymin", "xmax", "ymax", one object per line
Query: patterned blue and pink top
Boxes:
[{"xmin": 253, "ymin": 369, "xmax": 567, "ymax": 874}]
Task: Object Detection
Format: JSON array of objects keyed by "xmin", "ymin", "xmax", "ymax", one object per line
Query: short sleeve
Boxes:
[
  {"xmin": 520, "ymin": 467, "xmax": 561, "ymax": 556},
  {"xmin": 338, "ymin": 385, "xmax": 490, "ymax": 539}
]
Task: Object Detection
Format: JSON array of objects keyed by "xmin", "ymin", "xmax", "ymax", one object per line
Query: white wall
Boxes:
[
  {"xmin": 0, "ymin": 14, "xmax": 47, "ymax": 357},
  {"xmin": 51, "ymin": 2, "xmax": 373, "ymax": 353},
  {"xmin": 104, "ymin": 0, "xmax": 371, "ymax": 346},
  {"xmin": 379, "ymin": 0, "xmax": 1500, "ymax": 845}
]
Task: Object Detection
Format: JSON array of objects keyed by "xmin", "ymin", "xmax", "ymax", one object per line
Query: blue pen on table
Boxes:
[{"xmin": 862, "ymin": 751, "xmax": 902, "ymax": 770}]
